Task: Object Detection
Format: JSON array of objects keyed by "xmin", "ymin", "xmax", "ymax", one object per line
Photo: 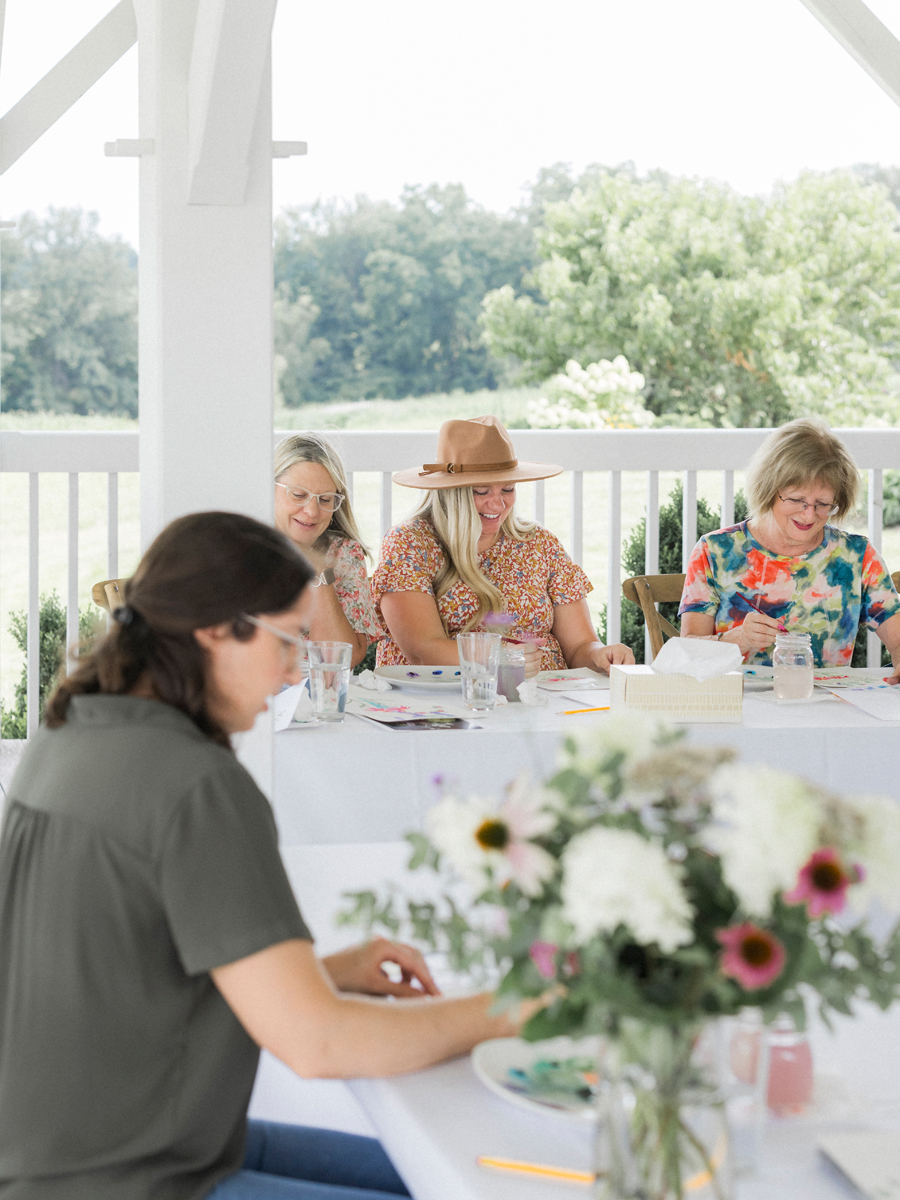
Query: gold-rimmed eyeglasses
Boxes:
[
  {"xmin": 241, "ymin": 613, "xmax": 306, "ymax": 669},
  {"xmin": 275, "ymin": 482, "xmax": 345, "ymax": 512},
  {"xmin": 777, "ymin": 493, "xmax": 839, "ymax": 518}
]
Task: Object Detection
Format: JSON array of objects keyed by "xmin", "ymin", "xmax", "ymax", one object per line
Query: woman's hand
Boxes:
[
  {"xmin": 592, "ymin": 643, "xmax": 634, "ymax": 673},
  {"xmin": 732, "ymin": 611, "xmax": 783, "ymax": 655},
  {"xmin": 519, "ymin": 638, "xmax": 547, "ymax": 678},
  {"xmin": 320, "ymin": 938, "xmax": 440, "ymax": 999}
]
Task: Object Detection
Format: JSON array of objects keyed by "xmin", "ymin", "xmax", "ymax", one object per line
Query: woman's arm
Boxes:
[
  {"xmin": 877, "ymin": 612, "xmax": 900, "ymax": 685},
  {"xmin": 550, "ymin": 599, "xmax": 634, "ymax": 673},
  {"xmin": 379, "ymin": 592, "xmax": 459, "ymax": 665},
  {"xmin": 304, "ymin": 580, "xmax": 369, "ymax": 667},
  {"xmin": 211, "ymin": 938, "xmax": 522, "ymax": 1079}
]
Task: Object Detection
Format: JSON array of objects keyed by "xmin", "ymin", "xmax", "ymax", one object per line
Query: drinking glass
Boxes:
[
  {"xmin": 307, "ymin": 641, "xmax": 352, "ymax": 722},
  {"xmin": 457, "ymin": 632, "xmax": 501, "ymax": 711}
]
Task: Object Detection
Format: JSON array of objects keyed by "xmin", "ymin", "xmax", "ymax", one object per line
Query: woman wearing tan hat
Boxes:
[{"xmin": 372, "ymin": 416, "xmax": 634, "ymax": 676}]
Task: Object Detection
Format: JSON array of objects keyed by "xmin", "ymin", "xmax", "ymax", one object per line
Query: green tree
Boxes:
[
  {"xmin": 482, "ymin": 170, "xmax": 900, "ymax": 428},
  {"xmin": 273, "ymin": 184, "xmax": 536, "ymax": 403},
  {"xmin": 1, "ymin": 208, "xmax": 138, "ymax": 415},
  {"xmin": 1, "ymin": 592, "xmax": 100, "ymax": 738}
]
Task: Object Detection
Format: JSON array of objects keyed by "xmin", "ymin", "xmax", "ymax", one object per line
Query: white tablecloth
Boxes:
[
  {"xmin": 273, "ymin": 673, "xmax": 900, "ymax": 845},
  {"xmin": 350, "ymin": 1004, "xmax": 900, "ymax": 1200}
]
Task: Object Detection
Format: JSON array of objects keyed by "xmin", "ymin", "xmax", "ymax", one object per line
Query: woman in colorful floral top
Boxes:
[
  {"xmin": 679, "ymin": 417, "xmax": 900, "ymax": 681},
  {"xmin": 372, "ymin": 416, "xmax": 634, "ymax": 676},
  {"xmin": 274, "ymin": 434, "xmax": 382, "ymax": 668}
]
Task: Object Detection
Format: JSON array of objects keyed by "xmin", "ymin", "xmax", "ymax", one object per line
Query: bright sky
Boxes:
[{"xmin": 2, "ymin": 0, "xmax": 900, "ymax": 247}]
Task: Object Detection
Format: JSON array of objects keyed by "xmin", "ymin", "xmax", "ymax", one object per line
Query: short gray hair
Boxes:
[{"xmin": 746, "ymin": 418, "xmax": 859, "ymax": 522}]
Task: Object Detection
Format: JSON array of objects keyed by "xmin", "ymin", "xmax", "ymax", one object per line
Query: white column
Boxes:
[{"xmin": 134, "ymin": 0, "xmax": 277, "ymax": 790}]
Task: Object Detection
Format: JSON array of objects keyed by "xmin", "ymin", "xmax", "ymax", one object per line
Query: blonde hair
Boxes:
[
  {"xmin": 746, "ymin": 417, "xmax": 859, "ymax": 522},
  {"xmin": 274, "ymin": 433, "xmax": 370, "ymax": 559},
  {"xmin": 412, "ymin": 488, "xmax": 535, "ymax": 632}
]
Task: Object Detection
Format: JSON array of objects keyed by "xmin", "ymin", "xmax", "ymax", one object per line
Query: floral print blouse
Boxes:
[
  {"xmin": 320, "ymin": 535, "xmax": 383, "ymax": 643},
  {"xmin": 678, "ymin": 521, "xmax": 900, "ymax": 666},
  {"xmin": 371, "ymin": 518, "xmax": 592, "ymax": 672}
]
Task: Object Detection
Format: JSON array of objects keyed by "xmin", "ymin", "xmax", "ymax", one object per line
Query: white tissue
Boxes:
[
  {"xmin": 273, "ymin": 682, "xmax": 315, "ymax": 730},
  {"xmin": 651, "ymin": 638, "xmax": 742, "ymax": 681},
  {"xmin": 516, "ymin": 678, "xmax": 547, "ymax": 706},
  {"xmin": 354, "ymin": 669, "xmax": 392, "ymax": 692}
]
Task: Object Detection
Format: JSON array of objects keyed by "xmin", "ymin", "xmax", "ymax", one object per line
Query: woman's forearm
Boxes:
[{"xmin": 305, "ymin": 585, "xmax": 368, "ymax": 667}]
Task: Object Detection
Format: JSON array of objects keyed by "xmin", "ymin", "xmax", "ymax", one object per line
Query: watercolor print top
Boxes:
[
  {"xmin": 678, "ymin": 522, "xmax": 900, "ymax": 666},
  {"xmin": 371, "ymin": 518, "xmax": 592, "ymax": 672},
  {"xmin": 320, "ymin": 535, "xmax": 384, "ymax": 643}
]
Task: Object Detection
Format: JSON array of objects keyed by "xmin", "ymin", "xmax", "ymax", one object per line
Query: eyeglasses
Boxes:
[
  {"xmin": 275, "ymin": 482, "xmax": 345, "ymax": 512},
  {"xmin": 777, "ymin": 493, "xmax": 839, "ymax": 518},
  {"xmin": 240, "ymin": 613, "xmax": 306, "ymax": 669}
]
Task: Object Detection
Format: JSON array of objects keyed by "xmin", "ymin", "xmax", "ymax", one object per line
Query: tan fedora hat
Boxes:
[{"xmin": 392, "ymin": 416, "xmax": 562, "ymax": 489}]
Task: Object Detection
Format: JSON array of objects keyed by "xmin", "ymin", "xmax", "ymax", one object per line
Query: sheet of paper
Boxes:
[
  {"xmin": 819, "ymin": 1130, "xmax": 900, "ymax": 1199},
  {"xmin": 346, "ymin": 696, "xmax": 470, "ymax": 724},
  {"xmin": 561, "ymin": 690, "xmax": 613, "ymax": 710},
  {"xmin": 829, "ymin": 686, "xmax": 900, "ymax": 721},
  {"xmin": 272, "ymin": 683, "xmax": 309, "ymax": 731},
  {"xmin": 814, "ymin": 668, "xmax": 892, "ymax": 689},
  {"xmin": 537, "ymin": 668, "xmax": 610, "ymax": 691}
]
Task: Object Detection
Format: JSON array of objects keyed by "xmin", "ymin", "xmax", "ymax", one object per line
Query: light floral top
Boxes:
[
  {"xmin": 371, "ymin": 518, "xmax": 592, "ymax": 671},
  {"xmin": 320, "ymin": 535, "xmax": 383, "ymax": 643},
  {"xmin": 679, "ymin": 521, "xmax": 900, "ymax": 666}
]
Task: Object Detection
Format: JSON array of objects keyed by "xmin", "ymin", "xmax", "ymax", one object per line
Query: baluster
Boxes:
[
  {"xmin": 534, "ymin": 479, "xmax": 545, "ymax": 526},
  {"xmin": 645, "ymin": 471, "xmax": 660, "ymax": 663},
  {"xmin": 868, "ymin": 468, "xmax": 884, "ymax": 668},
  {"xmin": 380, "ymin": 471, "xmax": 392, "ymax": 537},
  {"xmin": 107, "ymin": 473, "xmax": 119, "ymax": 581},
  {"xmin": 682, "ymin": 470, "xmax": 697, "ymax": 572},
  {"xmin": 345, "ymin": 471, "xmax": 354, "ymax": 505},
  {"xmin": 607, "ymin": 470, "xmax": 622, "ymax": 645},
  {"xmin": 67, "ymin": 474, "xmax": 79, "ymax": 674},
  {"xmin": 571, "ymin": 471, "xmax": 583, "ymax": 565},
  {"xmin": 721, "ymin": 470, "xmax": 735, "ymax": 527},
  {"xmin": 27, "ymin": 474, "xmax": 40, "ymax": 738}
]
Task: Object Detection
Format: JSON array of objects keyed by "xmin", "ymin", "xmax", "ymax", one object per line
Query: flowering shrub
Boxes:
[
  {"xmin": 341, "ymin": 715, "xmax": 900, "ymax": 1038},
  {"xmin": 526, "ymin": 356, "xmax": 653, "ymax": 430}
]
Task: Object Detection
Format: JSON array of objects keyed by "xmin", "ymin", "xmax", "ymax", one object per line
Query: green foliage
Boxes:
[
  {"xmin": 1, "ymin": 209, "xmax": 138, "ymax": 416},
  {"xmin": 599, "ymin": 483, "xmax": 748, "ymax": 663},
  {"xmin": 884, "ymin": 470, "xmax": 900, "ymax": 528},
  {"xmin": 482, "ymin": 168, "xmax": 900, "ymax": 428},
  {"xmin": 1, "ymin": 592, "xmax": 100, "ymax": 738},
  {"xmin": 273, "ymin": 184, "xmax": 537, "ymax": 404}
]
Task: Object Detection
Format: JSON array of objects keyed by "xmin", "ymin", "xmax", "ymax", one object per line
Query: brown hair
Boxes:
[
  {"xmin": 45, "ymin": 512, "xmax": 313, "ymax": 747},
  {"xmin": 746, "ymin": 417, "xmax": 859, "ymax": 522}
]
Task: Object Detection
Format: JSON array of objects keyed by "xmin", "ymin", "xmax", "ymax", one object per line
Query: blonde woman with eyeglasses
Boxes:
[
  {"xmin": 274, "ymin": 433, "xmax": 381, "ymax": 669},
  {"xmin": 680, "ymin": 417, "xmax": 900, "ymax": 680}
]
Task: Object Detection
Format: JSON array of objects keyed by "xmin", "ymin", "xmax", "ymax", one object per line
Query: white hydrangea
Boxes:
[
  {"xmin": 841, "ymin": 793, "xmax": 900, "ymax": 913},
  {"xmin": 527, "ymin": 356, "xmax": 653, "ymax": 430},
  {"xmin": 561, "ymin": 826, "xmax": 694, "ymax": 953},
  {"xmin": 704, "ymin": 764, "xmax": 821, "ymax": 917},
  {"xmin": 561, "ymin": 710, "xmax": 671, "ymax": 778}
]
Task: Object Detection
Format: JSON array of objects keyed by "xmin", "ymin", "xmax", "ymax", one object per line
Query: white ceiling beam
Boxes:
[
  {"xmin": 798, "ymin": 0, "xmax": 900, "ymax": 109},
  {"xmin": 187, "ymin": 0, "xmax": 278, "ymax": 205},
  {"xmin": 0, "ymin": 0, "xmax": 137, "ymax": 176}
]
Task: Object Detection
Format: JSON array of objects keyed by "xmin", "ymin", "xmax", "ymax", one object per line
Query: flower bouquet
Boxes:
[{"xmin": 341, "ymin": 714, "xmax": 900, "ymax": 1199}]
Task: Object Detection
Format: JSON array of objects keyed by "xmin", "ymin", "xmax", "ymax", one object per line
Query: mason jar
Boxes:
[
  {"xmin": 497, "ymin": 642, "xmax": 527, "ymax": 702},
  {"xmin": 772, "ymin": 632, "xmax": 814, "ymax": 701}
]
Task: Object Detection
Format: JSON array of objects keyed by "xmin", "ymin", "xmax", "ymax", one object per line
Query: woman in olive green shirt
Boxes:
[{"xmin": 0, "ymin": 512, "xmax": 524, "ymax": 1200}]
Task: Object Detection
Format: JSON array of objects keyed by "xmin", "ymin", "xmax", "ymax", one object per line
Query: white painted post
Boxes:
[
  {"xmin": 571, "ymin": 472, "xmax": 583, "ymax": 564},
  {"xmin": 868, "ymin": 468, "xmax": 884, "ymax": 669},
  {"xmin": 721, "ymin": 470, "xmax": 735, "ymax": 527},
  {"xmin": 134, "ymin": 0, "xmax": 278, "ymax": 792},
  {"xmin": 67, "ymin": 473, "xmax": 79, "ymax": 673},
  {"xmin": 534, "ymin": 479, "xmax": 545, "ymax": 526},
  {"xmin": 607, "ymin": 470, "xmax": 622, "ymax": 644},
  {"xmin": 645, "ymin": 470, "xmax": 659, "ymax": 663},
  {"xmin": 682, "ymin": 470, "xmax": 697, "ymax": 572},
  {"xmin": 107, "ymin": 472, "xmax": 119, "ymax": 580},
  {"xmin": 27, "ymin": 474, "xmax": 39, "ymax": 737},
  {"xmin": 380, "ymin": 471, "xmax": 392, "ymax": 537}
]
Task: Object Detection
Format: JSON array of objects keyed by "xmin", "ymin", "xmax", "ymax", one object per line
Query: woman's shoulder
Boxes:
[
  {"xmin": 327, "ymin": 534, "xmax": 367, "ymax": 565},
  {"xmin": 382, "ymin": 517, "xmax": 441, "ymax": 552}
]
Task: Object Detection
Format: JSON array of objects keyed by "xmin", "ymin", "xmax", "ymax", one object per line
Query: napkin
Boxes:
[
  {"xmin": 651, "ymin": 638, "xmax": 742, "ymax": 681},
  {"xmin": 273, "ymin": 682, "xmax": 315, "ymax": 730},
  {"xmin": 516, "ymin": 678, "xmax": 547, "ymax": 706},
  {"xmin": 353, "ymin": 669, "xmax": 392, "ymax": 693}
]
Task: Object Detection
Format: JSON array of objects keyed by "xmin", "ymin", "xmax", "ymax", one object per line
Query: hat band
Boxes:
[{"xmin": 419, "ymin": 458, "xmax": 518, "ymax": 478}]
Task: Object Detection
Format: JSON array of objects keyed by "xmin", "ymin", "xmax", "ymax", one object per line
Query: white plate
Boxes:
[
  {"xmin": 471, "ymin": 1036, "xmax": 602, "ymax": 1121},
  {"xmin": 374, "ymin": 665, "xmax": 463, "ymax": 690},
  {"xmin": 536, "ymin": 668, "xmax": 610, "ymax": 692},
  {"xmin": 754, "ymin": 691, "xmax": 833, "ymax": 706}
]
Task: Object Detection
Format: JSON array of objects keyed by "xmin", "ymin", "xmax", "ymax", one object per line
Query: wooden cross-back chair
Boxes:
[
  {"xmin": 622, "ymin": 573, "xmax": 686, "ymax": 662},
  {"xmin": 91, "ymin": 578, "xmax": 128, "ymax": 614}
]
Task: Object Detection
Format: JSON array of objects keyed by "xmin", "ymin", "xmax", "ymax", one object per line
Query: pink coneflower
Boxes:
[
  {"xmin": 785, "ymin": 848, "xmax": 863, "ymax": 918},
  {"xmin": 530, "ymin": 941, "xmax": 558, "ymax": 980},
  {"xmin": 717, "ymin": 923, "xmax": 786, "ymax": 991}
]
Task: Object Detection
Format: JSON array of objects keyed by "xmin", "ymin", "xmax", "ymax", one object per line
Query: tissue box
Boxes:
[{"xmin": 610, "ymin": 665, "xmax": 743, "ymax": 723}]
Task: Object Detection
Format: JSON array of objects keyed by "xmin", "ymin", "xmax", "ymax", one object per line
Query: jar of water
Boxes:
[
  {"xmin": 772, "ymin": 632, "xmax": 814, "ymax": 700},
  {"xmin": 497, "ymin": 643, "xmax": 526, "ymax": 702}
]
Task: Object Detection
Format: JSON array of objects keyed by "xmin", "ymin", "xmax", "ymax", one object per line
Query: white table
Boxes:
[
  {"xmin": 350, "ymin": 1004, "xmax": 900, "ymax": 1200},
  {"xmin": 273, "ymin": 671, "xmax": 900, "ymax": 846}
]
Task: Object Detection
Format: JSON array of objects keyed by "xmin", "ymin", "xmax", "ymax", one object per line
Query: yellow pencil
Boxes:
[
  {"xmin": 477, "ymin": 1156, "xmax": 594, "ymax": 1185},
  {"xmin": 561, "ymin": 705, "xmax": 611, "ymax": 715}
]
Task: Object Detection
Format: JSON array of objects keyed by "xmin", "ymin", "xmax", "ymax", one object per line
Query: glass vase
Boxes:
[{"xmin": 593, "ymin": 1022, "xmax": 733, "ymax": 1200}]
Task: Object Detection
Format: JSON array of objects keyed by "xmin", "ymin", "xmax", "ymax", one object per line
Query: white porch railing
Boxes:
[{"xmin": 3, "ymin": 426, "xmax": 899, "ymax": 739}]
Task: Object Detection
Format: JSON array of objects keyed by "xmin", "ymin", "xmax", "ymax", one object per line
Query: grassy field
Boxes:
[{"xmin": 3, "ymin": 398, "xmax": 899, "ymax": 706}]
